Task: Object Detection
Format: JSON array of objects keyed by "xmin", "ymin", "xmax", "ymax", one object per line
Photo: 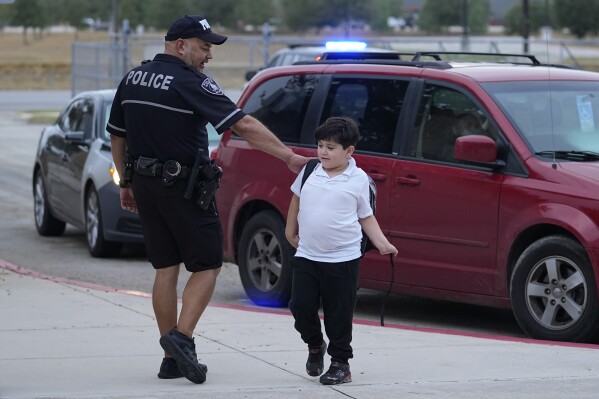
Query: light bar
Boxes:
[{"xmin": 325, "ymin": 41, "xmax": 367, "ymax": 51}]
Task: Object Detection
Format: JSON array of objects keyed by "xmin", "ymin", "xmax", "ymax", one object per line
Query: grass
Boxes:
[
  {"xmin": 0, "ymin": 31, "xmax": 107, "ymax": 90},
  {"xmin": 20, "ymin": 110, "xmax": 60, "ymax": 124},
  {"xmin": 0, "ymin": 31, "xmax": 109, "ymax": 65},
  {"xmin": 0, "ymin": 30, "xmax": 285, "ymax": 90},
  {"xmin": 2, "ymin": 30, "xmax": 599, "ymax": 91},
  {"xmin": 573, "ymin": 58, "xmax": 599, "ymax": 72}
]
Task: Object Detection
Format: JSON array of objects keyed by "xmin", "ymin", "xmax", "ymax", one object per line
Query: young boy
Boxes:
[{"xmin": 285, "ymin": 116, "xmax": 398, "ymax": 385}]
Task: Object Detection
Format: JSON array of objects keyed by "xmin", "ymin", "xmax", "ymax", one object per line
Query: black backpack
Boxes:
[{"xmin": 300, "ymin": 159, "xmax": 376, "ymax": 256}]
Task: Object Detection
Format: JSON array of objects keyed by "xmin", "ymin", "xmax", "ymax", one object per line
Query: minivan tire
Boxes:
[
  {"xmin": 510, "ymin": 235, "xmax": 599, "ymax": 342},
  {"xmin": 238, "ymin": 210, "xmax": 293, "ymax": 307}
]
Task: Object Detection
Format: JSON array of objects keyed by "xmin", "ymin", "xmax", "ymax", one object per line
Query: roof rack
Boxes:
[
  {"xmin": 411, "ymin": 51, "xmax": 541, "ymax": 65},
  {"xmin": 294, "ymin": 58, "xmax": 453, "ymax": 69},
  {"xmin": 293, "ymin": 50, "xmax": 579, "ymax": 70}
]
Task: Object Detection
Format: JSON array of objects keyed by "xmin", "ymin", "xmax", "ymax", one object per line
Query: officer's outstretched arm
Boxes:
[{"xmin": 231, "ymin": 115, "xmax": 308, "ymax": 173}]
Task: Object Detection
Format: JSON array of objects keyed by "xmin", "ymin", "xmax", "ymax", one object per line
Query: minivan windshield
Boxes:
[{"xmin": 484, "ymin": 81, "xmax": 599, "ymax": 158}]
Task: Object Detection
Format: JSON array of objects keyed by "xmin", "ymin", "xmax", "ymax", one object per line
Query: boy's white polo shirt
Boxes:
[{"xmin": 290, "ymin": 157, "xmax": 373, "ymax": 262}]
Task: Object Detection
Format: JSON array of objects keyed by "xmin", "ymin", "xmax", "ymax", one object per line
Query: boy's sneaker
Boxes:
[
  {"xmin": 306, "ymin": 341, "xmax": 327, "ymax": 376},
  {"xmin": 157, "ymin": 357, "xmax": 183, "ymax": 379},
  {"xmin": 159, "ymin": 329, "xmax": 208, "ymax": 384},
  {"xmin": 319, "ymin": 361, "xmax": 352, "ymax": 385}
]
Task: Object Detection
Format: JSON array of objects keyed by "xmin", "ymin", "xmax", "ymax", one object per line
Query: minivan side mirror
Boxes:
[{"xmin": 454, "ymin": 135, "xmax": 500, "ymax": 167}]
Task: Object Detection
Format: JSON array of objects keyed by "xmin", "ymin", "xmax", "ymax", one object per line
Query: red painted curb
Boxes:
[{"xmin": 2, "ymin": 258, "xmax": 598, "ymax": 350}]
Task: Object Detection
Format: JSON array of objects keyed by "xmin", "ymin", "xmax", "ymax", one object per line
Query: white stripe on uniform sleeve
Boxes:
[
  {"xmin": 214, "ymin": 109, "xmax": 242, "ymax": 130},
  {"xmin": 107, "ymin": 122, "xmax": 126, "ymax": 132}
]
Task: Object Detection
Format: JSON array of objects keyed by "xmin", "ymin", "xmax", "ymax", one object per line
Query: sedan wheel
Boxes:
[
  {"xmin": 511, "ymin": 235, "xmax": 599, "ymax": 342},
  {"xmin": 85, "ymin": 185, "xmax": 122, "ymax": 257},
  {"xmin": 238, "ymin": 211, "xmax": 293, "ymax": 307},
  {"xmin": 33, "ymin": 170, "xmax": 65, "ymax": 236}
]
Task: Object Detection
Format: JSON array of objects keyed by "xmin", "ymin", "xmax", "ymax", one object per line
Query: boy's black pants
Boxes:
[{"xmin": 288, "ymin": 256, "xmax": 360, "ymax": 362}]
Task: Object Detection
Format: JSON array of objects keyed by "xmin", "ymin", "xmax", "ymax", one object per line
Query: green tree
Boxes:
[
  {"xmin": 199, "ymin": 0, "xmax": 240, "ymax": 29},
  {"xmin": 281, "ymin": 0, "xmax": 321, "ymax": 32},
  {"xmin": 145, "ymin": 0, "xmax": 194, "ymax": 30},
  {"xmin": 318, "ymin": 0, "xmax": 370, "ymax": 33},
  {"xmin": 368, "ymin": 0, "xmax": 404, "ymax": 32},
  {"xmin": 120, "ymin": 0, "xmax": 146, "ymax": 30},
  {"xmin": 9, "ymin": 0, "xmax": 45, "ymax": 44},
  {"xmin": 281, "ymin": 0, "xmax": 371, "ymax": 33},
  {"xmin": 233, "ymin": 0, "xmax": 277, "ymax": 29},
  {"xmin": 554, "ymin": 0, "xmax": 599, "ymax": 39},
  {"xmin": 56, "ymin": 0, "xmax": 94, "ymax": 36},
  {"xmin": 503, "ymin": 1, "xmax": 548, "ymax": 36},
  {"xmin": 419, "ymin": 0, "xmax": 489, "ymax": 34},
  {"xmin": 142, "ymin": 0, "xmax": 241, "ymax": 30},
  {"xmin": 0, "ymin": 3, "xmax": 12, "ymax": 26}
]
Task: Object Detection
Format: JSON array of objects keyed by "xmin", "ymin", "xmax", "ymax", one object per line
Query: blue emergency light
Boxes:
[{"xmin": 324, "ymin": 41, "xmax": 367, "ymax": 51}]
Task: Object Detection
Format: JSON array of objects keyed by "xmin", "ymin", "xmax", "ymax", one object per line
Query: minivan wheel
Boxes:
[
  {"xmin": 510, "ymin": 235, "xmax": 599, "ymax": 342},
  {"xmin": 85, "ymin": 185, "xmax": 122, "ymax": 258},
  {"xmin": 238, "ymin": 210, "xmax": 293, "ymax": 307},
  {"xmin": 33, "ymin": 170, "xmax": 66, "ymax": 236}
]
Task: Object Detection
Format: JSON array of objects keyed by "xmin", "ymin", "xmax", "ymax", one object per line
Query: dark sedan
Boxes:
[{"xmin": 32, "ymin": 89, "xmax": 143, "ymax": 257}]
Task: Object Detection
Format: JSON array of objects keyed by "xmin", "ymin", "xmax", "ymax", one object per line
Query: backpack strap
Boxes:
[{"xmin": 300, "ymin": 159, "xmax": 320, "ymax": 191}]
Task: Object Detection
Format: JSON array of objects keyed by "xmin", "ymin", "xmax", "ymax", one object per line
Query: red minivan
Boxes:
[{"xmin": 215, "ymin": 52, "xmax": 599, "ymax": 343}]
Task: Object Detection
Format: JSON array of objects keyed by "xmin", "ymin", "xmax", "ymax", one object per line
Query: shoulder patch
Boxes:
[{"xmin": 201, "ymin": 77, "xmax": 224, "ymax": 95}]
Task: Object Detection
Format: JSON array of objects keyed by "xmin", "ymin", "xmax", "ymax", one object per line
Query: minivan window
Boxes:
[
  {"xmin": 321, "ymin": 77, "xmax": 408, "ymax": 154},
  {"xmin": 484, "ymin": 81, "xmax": 599, "ymax": 154},
  {"xmin": 242, "ymin": 74, "xmax": 319, "ymax": 144},
  {"xmin": 411, "ymin": 83, "xmax": 499, "ymax": 163}
]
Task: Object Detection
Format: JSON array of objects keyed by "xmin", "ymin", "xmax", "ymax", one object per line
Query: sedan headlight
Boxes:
[{"xmin": 109, "ymin": 163, "xmax": 120, "ymax": 186}]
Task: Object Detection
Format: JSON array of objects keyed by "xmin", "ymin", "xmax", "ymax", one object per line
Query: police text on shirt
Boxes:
[{"xmin": 126, "ymin": 71, "xmax": 173, "ymax": 90}]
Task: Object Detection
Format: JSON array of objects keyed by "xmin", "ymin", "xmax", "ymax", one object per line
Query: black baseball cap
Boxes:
[{"xmin": 165, "ymin": 15, "xmax": 227, "ymax": 45}]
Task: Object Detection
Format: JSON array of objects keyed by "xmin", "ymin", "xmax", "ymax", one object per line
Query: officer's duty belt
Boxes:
[{"xmin": 133, "ymin": 157, "xmax": 189, "ymax": 180}]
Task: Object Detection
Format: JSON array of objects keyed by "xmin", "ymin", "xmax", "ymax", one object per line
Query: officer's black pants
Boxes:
[{"xmin": 288, "ymin": 256, "xmax": 360, "ymax": 362}]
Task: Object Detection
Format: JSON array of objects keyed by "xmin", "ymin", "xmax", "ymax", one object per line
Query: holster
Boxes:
[
  {"xmin": 185, "ymin": 159, "xmax": 223, "ymax": 211},
  {"xmin": 120, "ymin": 153, "xmax": 133, "ymax": 188},
  {"xmin": 135, "ymin": 156, "xmax": 160, "ymax": 176}
]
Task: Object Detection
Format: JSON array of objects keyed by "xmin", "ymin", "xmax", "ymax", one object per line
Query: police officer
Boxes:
[{"xmin": 107, "ymin": 14, "xmax": 307, "ymax": 384}]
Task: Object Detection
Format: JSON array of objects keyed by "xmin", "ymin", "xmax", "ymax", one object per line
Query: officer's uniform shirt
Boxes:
[{"xmin": 107, "ymin": 53, "xmax": 246, "ymax": 166}]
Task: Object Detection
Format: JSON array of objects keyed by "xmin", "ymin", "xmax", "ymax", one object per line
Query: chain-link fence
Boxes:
[
  {"xmin": 71, "ymin": 40, "xmax": 128, "ymax": 95},
  {"xmin": 71, "ymin": 33, "xmax": 599, "ymax": 97}
]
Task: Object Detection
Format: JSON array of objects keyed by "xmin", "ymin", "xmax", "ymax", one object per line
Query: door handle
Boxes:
[
  {"xmin": 368, "ymin": 173, "xmax": 386, "ymax": 182},
  {"xmin": 396, "ymin": 176, "xmax": 421, "ymax": 186}
]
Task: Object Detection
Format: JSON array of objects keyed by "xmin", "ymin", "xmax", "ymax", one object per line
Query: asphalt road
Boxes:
[{"xmin": 0, "ymin": 90, "xmax": 525, "ymax": 339}]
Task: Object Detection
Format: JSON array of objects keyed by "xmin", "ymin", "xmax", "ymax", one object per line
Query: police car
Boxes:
[
  {"xmin": 245, "ymin": 41, "xmax": 393, "ymax": 81},
  {"xmin": 32, "ymin": 89, "xmax": 221, "ymax": 258}
]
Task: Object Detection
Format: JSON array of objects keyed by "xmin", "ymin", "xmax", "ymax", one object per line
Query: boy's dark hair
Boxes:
[{"xmin": 314, "ymin": 116, "xmax": 360, "ymax": 149}]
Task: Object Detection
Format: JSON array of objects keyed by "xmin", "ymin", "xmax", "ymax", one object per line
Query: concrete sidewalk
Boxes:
[{"xmin": 1, "ymin": 262, "xmax": 599, "ymax": 399}]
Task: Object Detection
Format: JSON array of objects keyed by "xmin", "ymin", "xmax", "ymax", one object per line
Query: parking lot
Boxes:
[{"xmin": 0, "ymin": 90, "xmax": 527, "ymax": 339}]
